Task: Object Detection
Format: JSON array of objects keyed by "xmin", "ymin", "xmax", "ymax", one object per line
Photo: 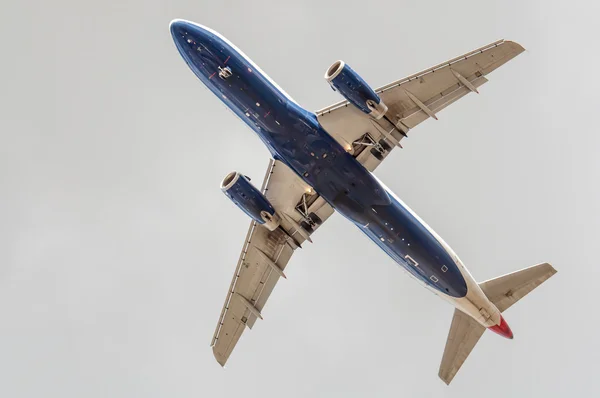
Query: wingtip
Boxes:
[{"xmin": 503, "ymin": 40, "xmax": 526, "ymax": 54}]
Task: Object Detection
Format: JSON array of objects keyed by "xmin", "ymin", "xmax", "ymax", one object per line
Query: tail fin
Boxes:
[{"xmin": 438, "ymin": 263, "xmax": 557, "ymax": 385}]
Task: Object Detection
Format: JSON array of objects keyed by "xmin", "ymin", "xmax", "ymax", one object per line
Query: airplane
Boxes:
[{"xmin": 169, "ymin": 19, "xmax": 557, "ymax": 384}]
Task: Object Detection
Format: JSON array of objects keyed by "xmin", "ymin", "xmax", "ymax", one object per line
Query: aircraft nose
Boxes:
[
  {"xmin": 488, "ymin": 315, "xmax": 514, "ymax": 339},
  {"xmin": 169, "ymin": 19, "xmax": 204, "ymax": 64},
  {"xmin": 169, "ymin": 19, "xmax": 190, "ymax": 43},
  {"xmin": 169, "ymin": 19, "xmax": 211, "ymax": 57}
]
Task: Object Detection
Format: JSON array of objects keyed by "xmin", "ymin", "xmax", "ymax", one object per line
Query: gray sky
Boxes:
[{"xmin": 1, "ymin": 0, "xmax": 598, "ymax": 396}]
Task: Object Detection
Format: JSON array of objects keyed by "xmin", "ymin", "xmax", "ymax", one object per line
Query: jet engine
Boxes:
[
  {"xmin": 221, "ymin": 171, "xmax": 281, "ymax": 231},
  {"xmin": 325, "ymin": 60, "xmax": 388, "ymax": 119}
]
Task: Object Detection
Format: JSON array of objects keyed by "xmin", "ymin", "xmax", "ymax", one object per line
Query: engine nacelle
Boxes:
[
  {"xmin": 221, "ymin": 171, "xmax": 281, "ymax": 231},
  {"xmin": 325, "ymin": 60, "xmax": 388, "ymax": 119}
]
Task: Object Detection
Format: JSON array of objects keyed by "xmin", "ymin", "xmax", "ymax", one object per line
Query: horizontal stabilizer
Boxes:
[
  {"xmin": 479, "ymin": 262, "xmax": 557, "ymax": 312},
  {"xmin": 438, "ymin": 309, "xmax": 486, "ymax": 385}
]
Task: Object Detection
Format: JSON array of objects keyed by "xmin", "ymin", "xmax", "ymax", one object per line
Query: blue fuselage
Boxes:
[{"xmin": 171, "ymin": 21, "xmax": 468, "ymax": 298}]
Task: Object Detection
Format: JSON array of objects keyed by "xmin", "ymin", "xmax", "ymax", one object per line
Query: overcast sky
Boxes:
[{"xmin": 1, "ymin": 0, "xmax": 598, "ymax": 396}]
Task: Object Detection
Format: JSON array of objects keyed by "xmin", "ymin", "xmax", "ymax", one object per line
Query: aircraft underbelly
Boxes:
[{"xmin": 172, "ymin": 22, "xmax": 467, "ymax": 298}]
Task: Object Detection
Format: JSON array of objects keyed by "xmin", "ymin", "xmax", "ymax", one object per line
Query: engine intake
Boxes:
[
  {"xmin": 221, "ymin": 171, "xmax": 281, "ymax": 231},
  {"xmin": 325, "ymin": 60, "xmax": 388, "ymax": 119}
]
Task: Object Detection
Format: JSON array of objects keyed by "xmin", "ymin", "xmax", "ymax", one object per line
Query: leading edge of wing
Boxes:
[{"xmin": 316, "ymin": 39, "xmax": 525, "ymax": 116}]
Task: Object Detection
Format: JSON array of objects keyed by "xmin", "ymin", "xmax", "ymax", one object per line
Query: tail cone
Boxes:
[{"xmin": 488, "ymin": 315, "xmax": 514, "ymax": 339}]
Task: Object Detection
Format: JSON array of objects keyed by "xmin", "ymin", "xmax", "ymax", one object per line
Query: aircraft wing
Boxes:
[
  {"xmin": 211, "ymin": 159, "xmax": 334, "ymax": 366},
  {"xmin": 317, "ymin": 39, "xmax": 525, "ymax": 166}
]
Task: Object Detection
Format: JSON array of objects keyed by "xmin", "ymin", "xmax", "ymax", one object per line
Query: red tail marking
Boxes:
[{"xmin": 488, "ymin": 315, "xmax": 514, "ymax": 339}]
